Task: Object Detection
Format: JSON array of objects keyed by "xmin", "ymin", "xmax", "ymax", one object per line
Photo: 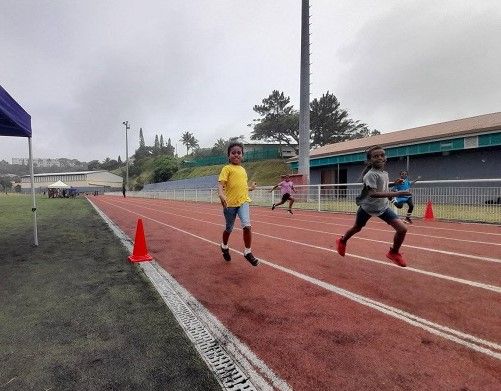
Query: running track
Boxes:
[{"xmin": 91, "ymin": 195, "xmax": 501, "ymax": 390}]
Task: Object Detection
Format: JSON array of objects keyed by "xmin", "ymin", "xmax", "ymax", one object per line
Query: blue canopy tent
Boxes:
[{"xmin": 0, "ymin": 85, "xmax": 38, "ymax": 245}]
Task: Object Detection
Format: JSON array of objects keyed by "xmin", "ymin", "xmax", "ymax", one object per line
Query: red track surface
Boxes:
[{"xmin": 91, "ymin": 195, "xmax": 501, "ymax": 390}]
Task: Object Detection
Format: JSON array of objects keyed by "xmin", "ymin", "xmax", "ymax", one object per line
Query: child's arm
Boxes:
[
  {"xmin": 368, "ymin": 188, "xmax": 411, "ymax": 198},
  {"xmin": 389, "ymin": 178, "xmax": 404, "ymax": 187},
  {"xmin": 218, "ymin": 181, "xmax": 227, "ymax": 207},
  {"xmin": 410, "ymin": 176, "xmax": 421, "ymax": 185},
  {"xmin": 270, "ymin": 183, "xmax": 279, "ymax": 192}
]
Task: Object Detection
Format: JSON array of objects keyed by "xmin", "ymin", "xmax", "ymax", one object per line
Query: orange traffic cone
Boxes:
[
  {"xmin": 424, "ymin": 201, "xmax": 435, "ymax": 221},
  {"xmin": 128, "ymin": 218, "xmax": 153, "ymax": 262}
]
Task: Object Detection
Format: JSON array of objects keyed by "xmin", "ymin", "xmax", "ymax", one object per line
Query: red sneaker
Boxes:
[
  {"xmin": 336, "ymin": 237, "xmax": 346, "ymax": 257},
  {"xmin": 386, "ymin": 250, "xmax": 407, "ymax": 267}
]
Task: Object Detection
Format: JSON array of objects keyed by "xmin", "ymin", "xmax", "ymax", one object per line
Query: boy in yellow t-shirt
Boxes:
[{"xmin": 218, "ymin": 142, "xmax": 258, "ymax": 266}]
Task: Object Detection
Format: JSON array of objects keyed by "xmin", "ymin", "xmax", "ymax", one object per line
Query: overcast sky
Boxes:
[{"xmin": 1, "ymin": 0, "xmax": 500, "ymax": 163}]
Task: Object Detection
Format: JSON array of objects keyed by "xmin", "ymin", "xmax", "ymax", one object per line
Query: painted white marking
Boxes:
[
  {"xmin": 120, "ymin": 203, "xmax": 501, "ymax": 263},
  {"xmin": 109, "ymin": 198, "xmax": 501, "ymax": 291},
  {"xmin": 88, "ymin": 198, "xmax": 291, "ymax": 391},
  {"xmin": 95, "ymin": 198, "xmax": 501, "ymax": 361}
]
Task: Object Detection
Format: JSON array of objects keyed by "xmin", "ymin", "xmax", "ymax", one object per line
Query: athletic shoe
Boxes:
[
  {"xmin": 405, "ymin": 216, "xmax": 413, "ymax": 224},
  {"xmin": 221, "ymin": 245, "xmax": 231, "ymax": 261},
  {"xmin": 244, "ymin": 252, "xmax": 259, "ymax": 266},
  {"xmin": 386, "ymin": 250, "xmax": 407, "ymax": 267},
  {"xmin": 271, "ymin": 204, "xmax": 276, "ymax": 210},
  {"xmin": 336, "ymin": 237, "xmax": 346, "ymax": 257},
  {"xmin": 287, "ymin": 209, "xmax": 293, "ymax": 214}
]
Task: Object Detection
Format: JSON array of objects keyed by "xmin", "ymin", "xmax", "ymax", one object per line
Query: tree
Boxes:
[
  {"xmin": 87, "ymin": 160, "xmax": 100, "ymax": 170},
  {"xmin": 154, "ymin": 135, "xmax": 160, "ymax": 151},
  {"xmin": 180, "ymin": 131, "xmax": 199, "ymax": 156},
  {"xmin": 139, "ymin": 128, "xmax": 145, "ymax": 148},
  {"xmin": 166, "ymin": 138, "xmax": 175, "ymax": 156},
  {"xmin": 0, "ymin": 177, "xmax": 12, "ymax": 193},
  {"xmin": 151, "ymin": 156, "xmax": 179, "ymax": 182},
  {"xmin": 160, "ymin": 135, "xmax": 164, "ymax": 149},
  {"xmin": 212, "ymin": 138, "xmax": 227, "ymax": 155},
  {"xmin": 117, "ymin": 155, "xmax": 122, "ymax": 164},
  {"xmin": 310, "ymin": 91, "xmax": 378, "ymax": 147},
  {"xmin": 250, "ymin": 90, "xmax": 299, "ymax": 147},
  {"xmin": 135, "ymin": 127, "xmax": 151, "ymax": 160}
]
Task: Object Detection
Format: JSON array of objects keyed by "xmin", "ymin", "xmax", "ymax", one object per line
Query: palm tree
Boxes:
[{"xmin": 180, "ymin": 131, "xmax": 199, "ymax": 156}]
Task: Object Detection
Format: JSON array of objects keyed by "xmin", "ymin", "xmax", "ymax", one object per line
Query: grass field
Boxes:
[{"xmin": 0, "ymin": 194, "xmax": 221, "ymax": 390}]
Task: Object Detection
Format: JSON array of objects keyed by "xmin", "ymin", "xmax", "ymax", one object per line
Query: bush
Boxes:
[{"xmin": 152, "ymin": 156, "xmax": 179, "ymax": 183}]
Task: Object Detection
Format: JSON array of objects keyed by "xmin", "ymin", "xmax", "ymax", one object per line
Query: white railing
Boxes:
[{"xmin": 107, "ymin": 179, "xmax": 501, "ymax": 224}]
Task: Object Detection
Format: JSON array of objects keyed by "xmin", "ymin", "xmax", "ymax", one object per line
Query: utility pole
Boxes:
[
  {"xmin": 122, "ymin": 121, "xmax": 130, "ymax": 189},
  {"xmin": 298, "ymin": 0, "xmax": 311, "ymax": 185}
]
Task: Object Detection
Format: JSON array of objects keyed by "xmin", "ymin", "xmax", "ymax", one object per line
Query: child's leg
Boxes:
[
  {"xmin": 288, "ymin": 196, "xmax": 294, "ymax": 209},
  {"xmin": 379, "ymin": 209, "xmax": 408, "ymax": 266},
  {"xmin": 222, "ymin": 230, "xmax": 231, "ymax": 245},
  {"xmin": 407, "ymin": 198, "xmax": 414, "ymax": 215},
  {"xmin": 243, "ymin": 227, "xmax": 252, "ymax": 248},
  {"xmin": 387, "ymin": 219, "xmax": 408, "ymax": 252},
  {"xmin": 342, "ymin": 208, "xmax": 370, "ymax": 242},
  {"xmin": 341, "ymin": 225, "xmax": 362, "ymax": 242},
  {"xmin": 336, "ymin": 208, "xmax": 369, "ymax": 256},
  {"xmin": 222, "ymin": 207, "xmax": 237, "ymax": 245},
  {"xmin": 238, "ymin": 203, "xmax": 258, "ymax": 265},
  {"xmin": 237, "ymin": 203, "xmax": 252, "ymax": 250},
  {"xmin": 275, "ymin": 196, "xmax": 287, "ymax": 207}
]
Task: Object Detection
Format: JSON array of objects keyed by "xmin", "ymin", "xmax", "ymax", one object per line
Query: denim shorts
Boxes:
[
  {"xmin": 223, "ymin": 202, "xmax": 251, "ymax": 232},
  {"xmin": 355, "ymin": 206, "xmax": 399, "ymax": 227}
]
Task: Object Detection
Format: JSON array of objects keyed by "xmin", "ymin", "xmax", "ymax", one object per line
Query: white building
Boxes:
[
  {"xmin": 13, "ymin": 157, "xmax": 62, "ymax": 167},
  {"xmin": 20, "ymin": 170, "xmax": 123, "ymax": 192}
]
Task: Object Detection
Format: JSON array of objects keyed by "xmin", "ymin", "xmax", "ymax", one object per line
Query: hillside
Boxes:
[{"xmin": 130, "ymin": 159, "xmax": 291, "ymax": 189}]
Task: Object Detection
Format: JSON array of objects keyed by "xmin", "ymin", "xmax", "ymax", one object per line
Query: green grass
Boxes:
[
  {"xmin": 171, "ymin": 159, "xmax": 290, "ymax": 186},
  {"xmin": 0, "ymin": 194, "xmax": 221, "ymax": 391}
]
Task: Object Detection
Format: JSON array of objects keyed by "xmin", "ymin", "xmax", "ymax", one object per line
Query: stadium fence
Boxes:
[{"xmin": 107, "ymin": 179, "xmax": 501, "ymax": 224}]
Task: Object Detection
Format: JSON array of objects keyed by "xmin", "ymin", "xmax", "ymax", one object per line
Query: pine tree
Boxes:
[{"xmin": 139, "ymin": 128, "xmax": 145, "ymax": 148}]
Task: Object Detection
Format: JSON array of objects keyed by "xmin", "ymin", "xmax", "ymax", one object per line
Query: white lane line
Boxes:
[
  {"xmin": 89, "ymin": 198, "xmax": 291, "ymax": 391},
  {"xmin": 117, "ymin": 195, "xmax": 501, "ymax": 238},
  {"xmin": 124, "ymin": 195, "xmax": 501, "ymax": 237},
  {"xmin": 250, "ymin": 207, "xmax": 501, "ymax": 237},
  {"xmin": 95, "ymin": 198, "xmax": 501, "ymax": 361},
  {"xmin": 150, "ymin": 262, "xmax": 292, "ymax": 391},
  {"xmin": 107, "ymin": 198, "xmax": 501, "ymax": 293},
  {"xmin": 249, "ymin": 210, "xmax": 501, "ymax": 246},
  {"xmin": 125, "ymin": 198, "xmax": 501, "ymax": 254}
]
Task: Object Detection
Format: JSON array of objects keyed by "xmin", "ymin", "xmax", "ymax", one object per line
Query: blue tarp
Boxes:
[
  {"xmin": 0, "ymin": 85, "xmax": 32, "ymax": 138},
  {"xmin": 0, "ymin": 84, "xmax": 38, "ymax": 246}
]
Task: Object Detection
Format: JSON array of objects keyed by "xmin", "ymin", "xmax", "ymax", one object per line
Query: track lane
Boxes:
[
  {"xmin": 92, "ymin": 196, "xmax": 501, "ymax": 390},
  {"xmin": 94, "ymin": 197, "xmax": 501, "ymax": 345},
  {"xmin": 124, "ymin": 197, "xmax": 501, "ymax": 285}
]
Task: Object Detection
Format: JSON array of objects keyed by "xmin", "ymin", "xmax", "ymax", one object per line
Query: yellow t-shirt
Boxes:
[{"xmin": 218, "ymin": 164, "xmax": 251, "ymax": 207}]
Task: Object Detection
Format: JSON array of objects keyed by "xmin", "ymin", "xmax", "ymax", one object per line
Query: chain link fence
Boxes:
[{"xmin": 109, "ymin": 179, "xmax": 501, "ymax": 224}]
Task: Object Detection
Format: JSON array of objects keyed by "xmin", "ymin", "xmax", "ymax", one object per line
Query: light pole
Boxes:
[{"xmin": 122, "ymin": 121, "xmax": 130, "ymax": 190}]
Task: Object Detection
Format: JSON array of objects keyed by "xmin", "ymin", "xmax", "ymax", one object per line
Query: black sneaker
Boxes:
[
  {"xmin": 221, "ymin": 245, "xmax": 231, "ymax": 261},
  {"xmin": 244, "ymin": 252, "xmax": 259, "ymax": 266},
  {"xmin": 405, "ymin": 216, "xmax": 413, "ymax": 224},
  {"xmin": 287, "ymin": 209, "xmax": 293, "ymax": 214},
  {"xmin": 271, "ymin": 204, "xmax": 276, "ymax": 210}
]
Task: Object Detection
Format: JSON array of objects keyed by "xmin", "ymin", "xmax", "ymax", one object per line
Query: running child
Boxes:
[
  {"xmin": 390, "ymin": 170, "xmax": 418, "ymax": 224},
  {"xmin": 336, "ymin": 145, "xmax": 411, "ymax": 267},
  {"xmin": 270, "ymin": 174, "xmax": 296, "ymax": 214},
  {"xmin": 218, "ymin": 141, "xmax": 258, "ymax": 266}
]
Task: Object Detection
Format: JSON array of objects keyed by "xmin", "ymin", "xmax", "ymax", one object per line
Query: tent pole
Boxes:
[{"xmin": 28, "ymin": 137, "xmax": 38, "ymax": 246}]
